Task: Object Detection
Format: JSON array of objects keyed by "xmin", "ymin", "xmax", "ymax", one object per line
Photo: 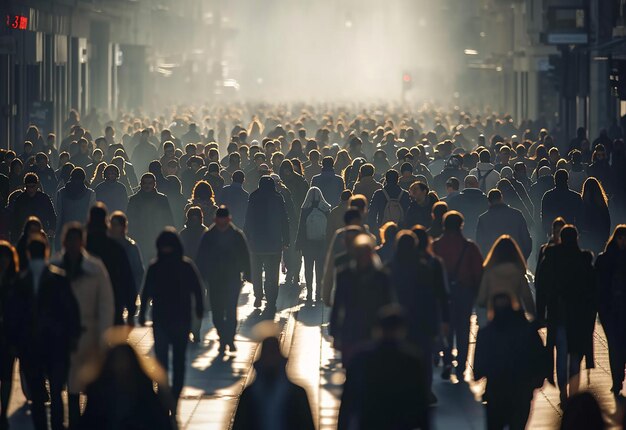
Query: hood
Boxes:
[{"xmin": 258, "ymin": 175, "xmax": 277, "ymax": 193}]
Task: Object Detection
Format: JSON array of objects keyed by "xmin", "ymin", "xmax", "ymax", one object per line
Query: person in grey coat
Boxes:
[
  {"xmin": 55, "ymin": 167, "xmax": 96, "ymax": 249},
  {"xmin": 94, "ymin": 164, "xmax": 129, "ymax": 213},
  {"xmin": 109, "ymin": 211, "xmax": 145, "ymax": 292},
  {"xmin": 476, "ymin": 189, "xmax": 533, "ymax": 260}
]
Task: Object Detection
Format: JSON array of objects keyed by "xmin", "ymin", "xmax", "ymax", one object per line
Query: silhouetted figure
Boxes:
[
  {"xmin": 9, "ymin": 173, "xmax": 56, "ymax": 243},
  {"xmin": 197, "ymin": 206, "xmax": 250, "ymax": 352},
  {"xmin": 179, "ymin": 206, "xmax": 208, "ymax": 264},
  {"xmin": 536, "ymin": 225, "xmax": 596, "ymax": 405},
  {"xmin": 55, "ymin": 167, "xmax": 96, "ymax": 248},
  {"xmin": 580, "ymin": 177, "xmax": 611, "ymax": 255},
  {"xmin": 368, "ymin": 170, "xmax": 410, "ymax": 232},
  {"xmin": 560, "ymin": 392, "xmax": 606, "ymax": 430},
  {"xmin": 139, "ymin": 229, "xmax": 204, "ymax": 411},
  {"xmin": 541, "ymin": 169, "xmax": 583, "ymax": 238},
  {"xmin": 0, "ymin": 241, "xmax": 18, "ymax": 430},
  {"xmin": 474, "ymin": 294, "xmax": 548, "ymax": 430},
  {"xmin": 232, "ymin": 336, "xmax": 315, "ymax": 430},
  {"xmin": 218, "ymin": 170, "xmax": 249, "ymax": 228},
  {"xmin": 446, "ymin": 175, "xmax": 488, "ymax": 241},
  {"xmin": 405, "ymin": 181, "xmax": 437, "ymax": 229},
  {"xmin": 311, "ymin": 156, "xmax": 345, "ymax": 207},
  {"xmin": 595, "ymin": 225, "xmax": 626, "ymax": 397},
  {"xmin": 94, "ymin": 164, "xmax": 128, "ymax": 213},
  {"xmin": 5, "ymin": 234, "xmax": 81, "ymax": 430},
  {"xmin": 338, "ymin": 306, "xmax": 430, "ymax": 430},
  {"xmin": 80, "ymin": 344, "xmax": 174, "ymax": 430},
  {"xmin": 109, "ymin": 211, "xmax": 144, "ymax": 294}
]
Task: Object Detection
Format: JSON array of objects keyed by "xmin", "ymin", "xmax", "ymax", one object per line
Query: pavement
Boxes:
[{"xmin": 5, "ymin": 278, "xmax": 625, "ymax": 429}]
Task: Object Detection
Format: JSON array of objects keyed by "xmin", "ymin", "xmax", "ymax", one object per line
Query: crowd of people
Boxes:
[{"xmin": 0, "ymin": 104, "xmax": 625, "ymax": 429}]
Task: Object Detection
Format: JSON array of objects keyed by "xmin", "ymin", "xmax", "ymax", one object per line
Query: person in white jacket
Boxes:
[{"xmin": 469, "ymin": 150, "xmax": 501, "ymax": 193}]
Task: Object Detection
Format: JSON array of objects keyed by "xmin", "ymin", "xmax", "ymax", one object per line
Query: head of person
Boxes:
[
  {"xmin": 10, "ymin": 158, "xmax": 23, "ymax": 175},
  {"xmin": 109, "ymin": 211, "xmax": 128, "ymax": 238},
  {"xmin": 410, "ymin": 224, "xmax": 431, "ymax": 255},
  {"xmin": 379, "ymin": 221, "xmax": 399, "ymax": 246},
  {"xmin": 308, "ymin": 149, "xmax": 320, "ymax": 164},
  {"xmin": 431, "ymin": 201, "xmax": 448, "ymax": 223},
  {"xmin": 479, "ymin": 150, "xmax": 491, "ymax": 164},
  {"xmin": 385, "ymin": 169, "xmax": 400, "ymax": 186},
  {"xmin": 87, "ymin": 203, "xmax": 109, "ymax": 234},
  {"xmin": 560, "ymin": 392, "xmax": 605, "ymax": 430},
  {"xmin": 443, "ymin": 210, "xmax": 464, "ymax": 234},
  {"xmin": 604, "ymin": 224, "xmax": 626, "ymax": 253},
  {"xmin": 214, "ymin": 205, "xmax": 231, "ymax": 230},
  {"xmin": 352, "ymin": 233, "xmax": 376, "ymax": 269},
  {"xmin": 554, "ymin": 169, "xmax": 569, "ymax": 189},
  {"xmin": 409, "ymin": 181, "xmax": 429, "ymax": 203},
  {"xmin": 592, "ymin": 145, "xmax": 607, "ymax": 163},
  {"xmin": 359, "ymin": 163, "xmax": 374, "ymax": 179},
  {"xmin": 373, "ymin": 305, "xmax": 408, "ymax": 341},
  {"xmin": 23, "ymin": 140, "xmax": 33, "ymax": 155},
  {"xmin": 343, "ymin": 208, "xmax": 362, "ymax": 227},
  {"xmin": 490, "ymin": 293, "xmax": 515, "ymax": 321},
  {"xmin": 487, "ymin": 189, "xmax": 503, "ymax": 206},
  {"xmin": 185, "ymin": 206, "xmax": 204, "ymax": 228},
  {"xmin": 35, "ymin": 152, "xmax": 49, "ymax": 169},
  {"xmin": 23, "ymin": 173, "xmax": 40, "ymax": 197},
  {"xmin": 164, "ymin": 159, "xmax": 179, "ymax": 177},
  {"xmin": 464, "ymin": 175, "xmax": 479, "ymax": 189},
  {"xmin": 103, "ymin": 164, "xmax": 120, "ymax": 183},
  {"xmin": 400, "ymin": 163, "xmax": 413, "ymax": 177},
  {"xmin": 79, "ymin": 137, "xmax": 90, "ymax": 155},
  {"xmin": 446, "ymin": 177, "xmax": 460, "ymax": 195},
  {"xmin": 348, "ymin": 194, "xmax": 368, "ymax": 218},
  {"xmin": 279, "ymin": 159, "xmax": 294, "ymax": 178},
  {"xmin": 581, "ymin": 177, "xmax": 608, "ymax": 208},
  {"xmin": 140, "ymin": 173, "xmax": 157, "ymax": 193},
  {"xmin": 484, "ymin": 235, "xmax": 526, "ymax": 272},
  {"xmin": 322, "ymin": 156, "xmax": 334, "ymax": 170},
  {"xmin": 155, "ymin": 228, "xmax": 183, "ymax": 260},
  {"xmin": 551, "ymin": 217, "xmax": 566, "ymax": 243},
  {"xmin": 0, "ymin": 241, "xmax": 18, "ymax": 280},
  {"xmin": 339, "ymin": 189, "xmax": 353, "ymax": 206},
  {"xmin": 232, "ymin": 170, "xmax": 245, "ymax": 186},
  {"xmin": 62, "ymin": 223, "xmax": 85, "ymax": 258},
  {"xmin": 560, "ymin": 225, "xmax": 579, "ymax": 249},
  {"xmin": 393, "ymin": 230, "xmax": 417, "ymax": 263},
  {"xmin": 21, "ymin": 216, "xmax": 44, "ymax": 241},
  {"xmin": 191, "ymin": 180, "xmax": 215, "ymax": 203},
  {"xmin": 26, "ymin": 232, "xmax": 49, "ymax": 262}
]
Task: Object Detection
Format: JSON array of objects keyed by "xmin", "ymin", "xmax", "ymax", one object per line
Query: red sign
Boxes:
[{"xmin": 5, "ymin": 15, "xmax": 28, "ymax": 30}]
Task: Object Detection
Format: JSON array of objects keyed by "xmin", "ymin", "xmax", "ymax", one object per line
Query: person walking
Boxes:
[
  {"xmin": 473, "ymin": 294, "xmax": 548, "ymax": 430},
  {"xmin": 433, "ymin": 211, "xmax": 483, "ymax": 381},
  {"xmin": 594, "ymin": 225, "xmax": 626, "ymax": 398},
  {"xmin": 86, "ymin": 204, "xmax": 137, "ymax": 326},
  {"xmin": 5, "ymin": 234, "xmax": 81, "ymax": 430},
  {"xmin": 476, "ymin": 235, "xmax": 536, "ymax": 325},
  {"xmin": 368, "ymin": 170, "xmax": 410, "ymax": 234},
  {"xmin": 446, "ymin": 175, "xmax": 488, "ymax": 241},
  {"xmin": 535, "ymin": 225, "xmax": 596, "ymax": 405},
  {"xmin": 218, "ymin": 170, "xmax": 249, "ymax": 228},
  {"xmin": 109, "ymin": 211, "xmax": 145, "ymax": 293},
  {"xmin": 52, "ymin": 224, "xmax": 114, "ymax": 428},
  {"xmin": 311, "ymin": 156, "xmax": 345, "ymax": 207},
  {"xmin": 139, "ymin": 229, "xmax": 204, "ymax": 413},
  {"xmin": 127, "ymin": 173, "xmax": 175, "ymax": 262},
  {"xmin": 55, "ymin": 167, "xmax": 96, "ymax": 249},
  {"xmin": 0, "ymin": 242, "xmax": 18, "ymax": 430},
  {"xmin": 8, "ymin": 173, "xmax": 56, "ymax": 243},
  {"xmin": 541, "ymin": 169, "xmax": 583, "ymax": 238},
  {"xmin": 580, "ymin": 177, "xmax": 611, "ymax": 256},
  {"xmin": 197, "ymin": 207, "xmax": 250, "ymax": 353},
  {"xmin": 295, "ymin": 187, "xmax": 331, "ymax": 302},
  {"xmin": 94, "ymin": 164, "xmax": 128, "ymax": 213},
  {"xmin": 330, "ymin": 234, "xmax": 393, "ymax": 366},
  {"xmin": 243, "ymin": 176, "xmax": 290, "ymax": 315}
]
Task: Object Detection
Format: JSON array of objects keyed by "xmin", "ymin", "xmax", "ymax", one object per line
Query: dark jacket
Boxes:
[
  {"xmin": 140, "ymin": 256, "xmax": 204, "ymax": 333},
  {"xmin": 4, "ymin": 264, "xmax": 81, "ymax": 360},
  {"xmin": 595, "ymin": 248, "xmax": 626, "ymax": 333},
  {"xmin": 541, "ymin": 185, "xmax": 583, "ymax": 237},
  {"xmin": 446, "ymin": 188, "xmax": 489, "ymax": 241},
  {"xmin": 474, "ymin": 309, "xmax": 548, "ymax": 402},
  {"xmin": 87, "ymin": 231, "xmax": 137, "ymax": 324},
  {"xmin": 535, "ymin": 244, "xmax": 596, "ymax": 365},
  {"xmin": 218, "ymin": 183, "xmax": 249, "ymax": 228},
  {"xmin": 529, "ymin": 175, "xmax": 554, "ymax": 220},
  {"xmin": 311, "ymin": 168, "xmax": 345, "ymax": 207},
  {"xmin": 338, "ymin": 339, "xmax": 429, "ymax": 430},
  {"xmin": 127, "ymin": 190, "xmax": 174, "ymax": 262},
  {"xmin": 197, "ymin": 224, "xmax": 251, "ymax": 299},
  {"xmin": 95, "ymin": 180, "xmax": 129, "ymax": 213},
  {"xmin": 476, "ymin": 203, "xmax": 532, "ymax": 259},
  {"xmin": 282, "ymin": 173, "xmax": 309, "ymax": 215},
  {"xmin": 404, "ymin": 196, "xmax": 436, "ymax": 229},
  {"xmin": 113, "ymin": 236, "xmax": 144, "ymax": 292},
  {"xmin": 55, "ymin": 181, "xmax": 96, "ymax": 239},
  {"xmin": 368, "ymin": 184, "xmax": 411, "ymax": 228},
  {"xmin": 580, "ymin": 202, "xmax": 611, "ymax": 255},
  {"xmin": 9, "ymin": 191, "xmax": 56, "ymax": 242},
  {"xmin": 243, "ymin": 177, "xmax": 290, "ymax": 254}
]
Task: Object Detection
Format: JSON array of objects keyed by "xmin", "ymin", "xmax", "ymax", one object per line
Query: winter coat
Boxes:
[
  {"xmin": 113, "ymin": 236, "xmax": 144, "ymax": 292},
  {"xmin": 55, "ymin": 181, "xmax": 96, "ymax": 244},
  {"xmin": 311, "ymin": 169, "xmax": 345, "ymax": 207},
  {"xmin": 243, "ymin": 177, "xmax": 290, "ymax": 254},
  {"xmin": 404, "ymin": 197, "xmax": 435, "ymax": 229},
  {"xmin": 95, "ymin": 180, "xmax": 129, "ymax": 213},
  {"xmin": 127, "ymin": 190, "xmax": 174, "ymax": 262},
  {"xmin": 179, "ymin": 224, "xmax": 208, "ymax": 264},
  {"xmin": 53, "ymin": 251, "xmax": 115, "ymax": 393},
  {"xmin": 580, "ymin": 202, "xmax": 611, "ymax": 255},
  {"xmin": 541, "ymin": 185, "xmax": 583, "ymax": 237},
  {"xmin": 367, "ymin": 184, "xmax": 411, "ymax": 228},
  {"xmin": 352, "ymin": 176, "xmax": 382, "ymax": 202},
  {"xmin": 476, "ymin": 203, "xmax": 533, "ymax": 260},
  {"xmin": 477, "ymin": 263, "xmax": 535, "ymax": 317},
  {"xmin": 130, "ymin": 141, "xmax": 158, "ymax": 178},
  {"xmin": 594, "ymin": 248, "xmax": 626, "ymax": 338},
  {"xmin": 219, "ymin": 183, "xmax": 249, "ymax": 228},
  {"xmin": 469, "ymin": 162, "xmax": 500, "ymax": 192},
  {"xmin": 9, "ymin": 191, "xmax": 57, "ymax": 242},
  {"xmin": 446, "ymin": 188, "xmax": 489, "ymax": 241}
]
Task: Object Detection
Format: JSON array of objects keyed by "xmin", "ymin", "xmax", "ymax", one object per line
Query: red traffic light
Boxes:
[{"xmin": 402, "ymin": 73, "xmax": 412, "ymax": 83}]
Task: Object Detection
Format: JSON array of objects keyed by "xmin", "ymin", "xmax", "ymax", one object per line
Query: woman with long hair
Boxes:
[
  {"xmin": 343, "ymin": 157, "xmax": 367, "ymax": 191},
  {"xmin": 0, "ymin": 241, "xmax": 18, "ymax": 429},
  {"xmin": 477, "ymin": 235, "xmax": 535, "ymax": 323},
  {"xmin": 580, "ymin": 177, "xmax": 611, "ymax": 255},
  {"xmin": 334, "ymin": 149, "xmax": 352, "ymax": 175},
  {"xmin": 185, "ymin": 180, "xmax": 218, "ymax": 225},
  {"xmin": 15, "ymin": 217, "xmax": 44, "ymax": 272},
  {"xmin": 594, "ymin": 225, "xmax": 626, "ymax": 397},
  {"xmin": 90, "ymin": 161, "xmax": 107, "ymax": 189},
  {"xmin": 295, "ymin": 187, "xmax": 331, "ymax": 302},
  {"xmin": 285, "ymin": 139, "xmax": 307, "ymax": 162}
]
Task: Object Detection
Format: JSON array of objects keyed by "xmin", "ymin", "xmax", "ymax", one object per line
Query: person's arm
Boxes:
[
  {"xmin": 188, "ymin": 262, "xmax": 205, "ymax": 319},
  {"xmin": 96, "ymin": 259, "xmax": 115, "ymax": 339},
  {"xmin": 518, "ymin": 213, "xmax": 533, "ymax": 260},
  {"xmin": 139, "ymin": 266, "xmax": 154, "ymax": 325},
  {"xmin": 236, "ymin": 230, "xmax": 252, "ymax": 281},
  {"xmin": 295, "ymin": 211, "xmax": 307, "ymax": 250},
  {"xmin": 279, "ymin": 198, "xmax": 290, "ymax": 247}
]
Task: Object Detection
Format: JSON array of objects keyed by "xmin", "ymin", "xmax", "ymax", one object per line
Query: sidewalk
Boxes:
[{"xmin": 6, "ymin": 280, "xmax": 623, "ymax": 429}]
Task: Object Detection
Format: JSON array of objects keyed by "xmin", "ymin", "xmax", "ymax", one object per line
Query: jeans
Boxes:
[
  {"xmin": 251, "ymin": 253, "xmax": 281, "ymax": 309},
  {"xmin": 153, "ymin": 325, "xmax": 189, "ymax": 403},
  {"xmin": 443, "ymin": 286, "xmax": 475, "ymax": 375},
  {"xmin": 555, "ymin": 325, "xmax": 581, "ymax": 393},
  {"xmin": 210, "ymin": 287, "xmax": 240, "ymax": 345},
  {"xmin": 303, "ymin": 246, "xmax": 325, "ymax": 298},
  {"xmin": 22, "ymin": 354, "xmax": 69, "ymax": 430}
]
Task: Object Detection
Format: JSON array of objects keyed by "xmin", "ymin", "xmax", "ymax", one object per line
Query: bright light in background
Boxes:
[
  {"xmin": 345, "ymin": 20, "xmax": 353, "ymax": 28},
  {"xmin": 464, "ymin": 49, "xmax": 479, "ymax": 55}
]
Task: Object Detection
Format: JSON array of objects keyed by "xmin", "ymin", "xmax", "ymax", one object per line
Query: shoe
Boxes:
[
  {"xmin": 228, "ymin": 342, "xmax": 237, "ymax": 352},
  {"xmin": 441, "ymin": 365, "xmax": 452, "ymax": 380},
  {"xmin": 254, "ymin": 297, "xmax": 263, "ymax": 308}
]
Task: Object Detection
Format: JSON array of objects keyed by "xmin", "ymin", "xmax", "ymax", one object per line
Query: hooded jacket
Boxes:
[{"xmin": 244, "ymin": 176, "xmax": 290, "ymax": 254}]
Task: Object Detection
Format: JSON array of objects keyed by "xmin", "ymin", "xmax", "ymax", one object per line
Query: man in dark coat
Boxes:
[
  {"xmin": 94, "ymin": 164, "xmax": 129, "ymax": 213},
  {"xmin": 338, "ymin": 306, "xmax": 430, "ymax": 430},
  {"xmin": 9, "ymin": 173, "xmax": 56, "ymax": 243},
  {"xmin": 31, "ymin": 152, "xmax": 58, "ymax": 196},
  {"xmin": 218, "ymin": 170, "xmax": 249, "ymax": 228},
  {"xmin": 446, "ymin": 175, "xmax": 488, "ymax": 241},
  {"xmin": 130, "ymin": 130, "xmax": 158, "ymax": 177},
  {"xmin": 404, "ymin": 181, "xmax": 437, "ymax": 229},
  {"xmin": 86, "ymin": 203, "xmax": 137, "ymax": 325},
  {"xmin": 232, "ymin": 336, "xmax": 315, "ymax": 430},
  {"xmin": 197, "ymin": 206, "xmax": 250, "ymax": 353},
  {"xmin": 127, "ymin": 173, "xmax": 175, "ymax": 262},
  {"xmin": 541, "ymin": 169, "xmax": 583, "ymax": 238},
  {"xmin": 5, "ymin": 234, "xmax": 81, "ymax": 430},
  {"xmin": 476, "ymin": 189, "xmax": 533, "ymax": 260},
  {"xmin": 330, "ymin": 234, "xmax": 393, "ymax": 365},
  {"xmin": 474, "ymin": 294, "xmax": 548, "ymax": 430},
  {"xmin": 311, "ymin": 156, "xmax": 345, "ymax": 207},
  {"xmin": 367, "ymin": 169, "xmax": 410, "ymax": 232},
  {"xmin": 243, "ymin": 176, "xmax": 290, "ymax": 314}
]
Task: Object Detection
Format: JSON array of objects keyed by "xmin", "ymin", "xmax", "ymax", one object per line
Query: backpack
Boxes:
[
  {"xmin": 381, "ymin": 188, "xmax": 405, "ymax": 224},
  {"xmin": 305, "ymin": 200, "xmax": 327, "ymax": 241},
  {"xmin": 476, "ymin": 168, "xmax": 494, "ymax": 192}
]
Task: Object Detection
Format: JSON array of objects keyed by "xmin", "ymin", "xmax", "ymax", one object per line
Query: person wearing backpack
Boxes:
[
  {"xmin": 367, "ymin": 170, "xmax": 410, "ymax": 238},
  {"xmin": 404, "ymin": 181, "xmax": 438, "ymax": 229},
  {"xmin": 469, "ymin": 150, "xmax": 500, "ymax": 193},
  {"xmin": 296, "ymin": 187, "xmax": 332, "ymax": 302}
]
